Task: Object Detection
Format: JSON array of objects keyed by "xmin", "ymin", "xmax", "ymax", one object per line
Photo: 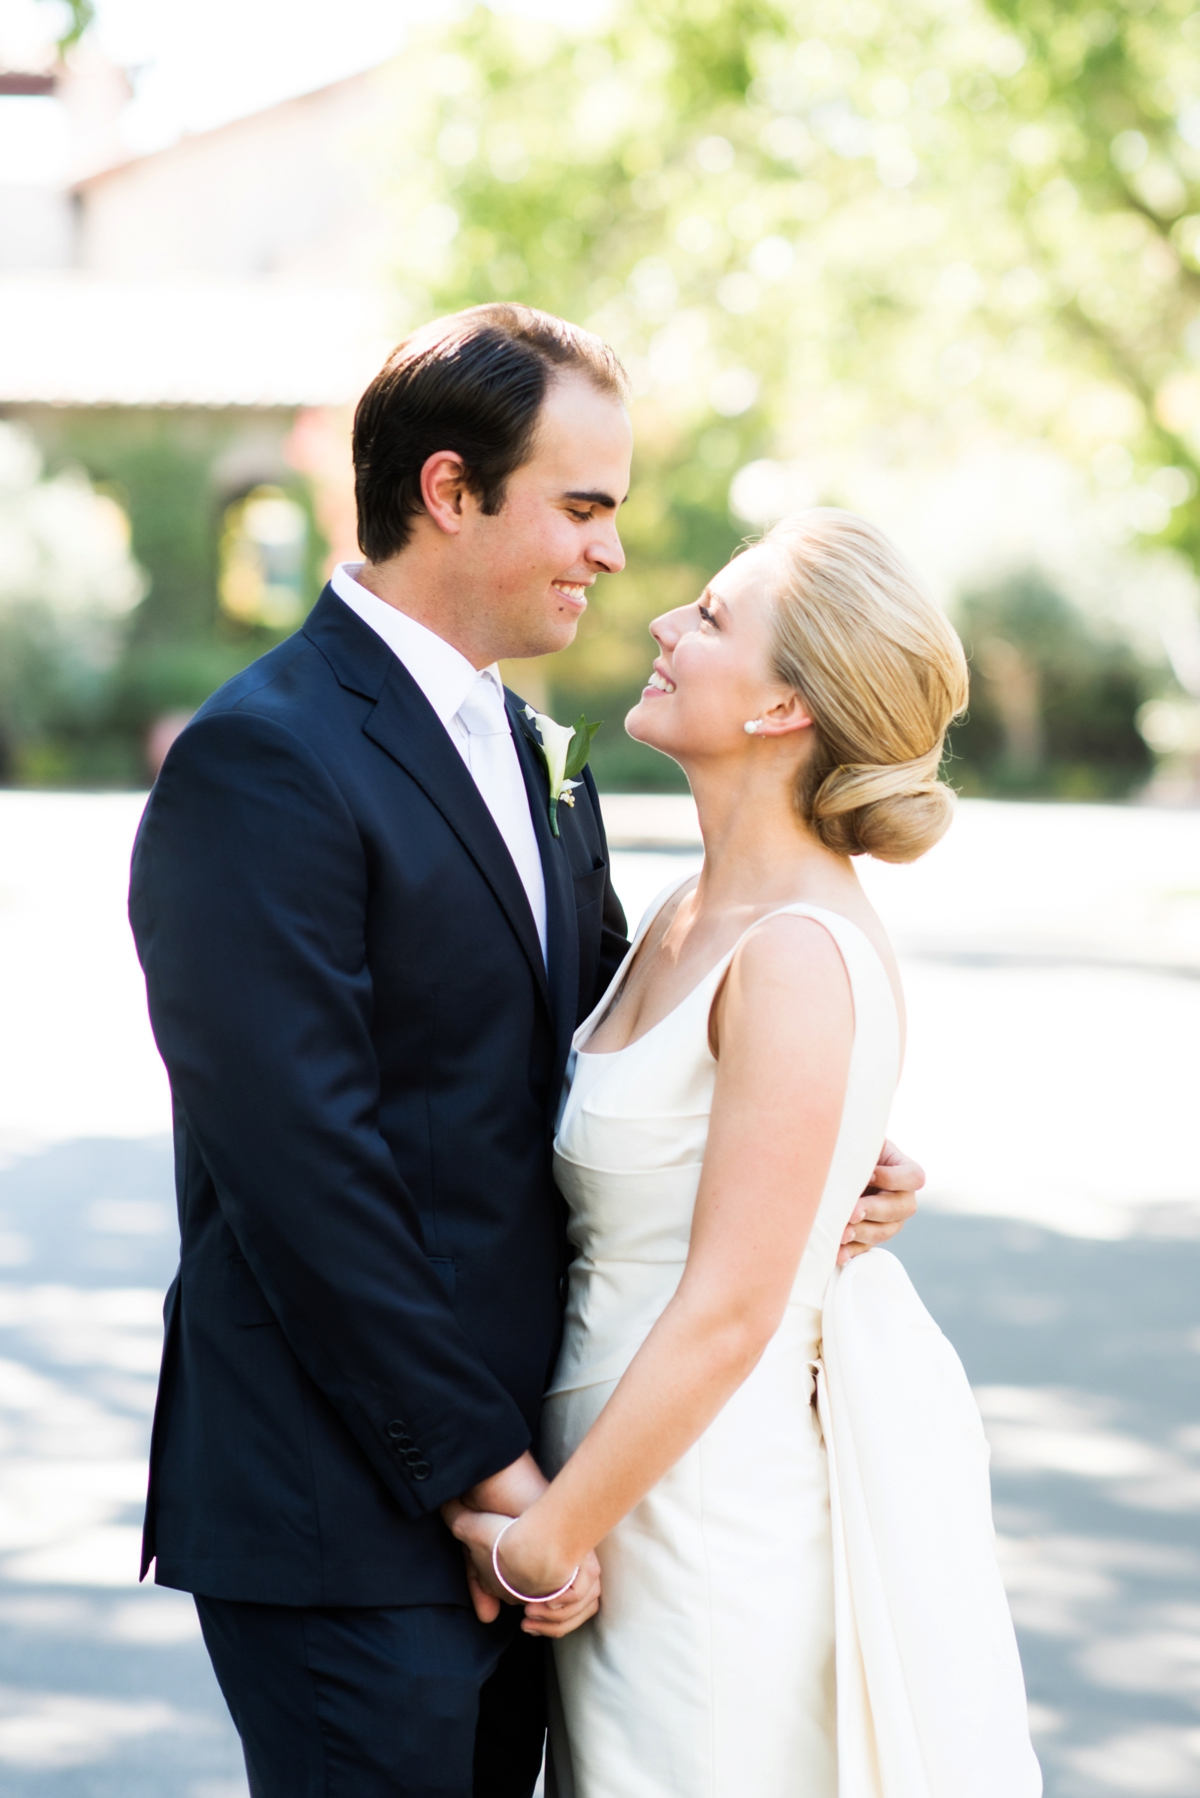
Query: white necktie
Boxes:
[
  {"xmin": 456, "ymin": 671, "xmax": 514, "ymax": 796},
  {"xmin": 455, "ymin": 673, "xmax": 548, "ymax": 961}
]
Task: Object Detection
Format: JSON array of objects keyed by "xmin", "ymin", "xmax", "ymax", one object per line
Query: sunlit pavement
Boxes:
[{"xmin": 0, "ymin": 791, "xmax": 1197, "ymax": 1796}]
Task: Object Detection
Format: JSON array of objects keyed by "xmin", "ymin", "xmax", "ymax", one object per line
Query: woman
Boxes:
[{"xmin": 450, "ymin": 510, "xmax": 1041, "ymax": 1797}]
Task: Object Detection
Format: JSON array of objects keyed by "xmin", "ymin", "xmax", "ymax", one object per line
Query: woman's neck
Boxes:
[{"xmin": 684, "ymin": 754, "xmax": 847, "ymax": 913}]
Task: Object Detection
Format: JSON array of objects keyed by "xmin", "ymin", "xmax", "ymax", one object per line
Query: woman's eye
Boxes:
[{"xmin": 698, "ymin": 604, "xmax": 717, "ymax": 627}]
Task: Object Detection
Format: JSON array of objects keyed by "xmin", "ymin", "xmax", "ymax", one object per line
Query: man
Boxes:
[{"xmin": 129, "ymin": 304, "xmax": 921, "ymax": 1798}]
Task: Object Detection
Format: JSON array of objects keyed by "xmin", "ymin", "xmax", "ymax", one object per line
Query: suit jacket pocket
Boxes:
[
  {"xmin": 224, "ymin": 1252, "xmax": 278, "ymax": 1328},
  {"xmin": 572, "ymin": 862, "xmax": 607, "ymax": 911}
]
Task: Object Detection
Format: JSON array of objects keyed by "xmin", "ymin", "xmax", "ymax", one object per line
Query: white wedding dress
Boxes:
[{"xmin": 542, "ymin": 880, "xmax": 1041, "ymax": 1798}]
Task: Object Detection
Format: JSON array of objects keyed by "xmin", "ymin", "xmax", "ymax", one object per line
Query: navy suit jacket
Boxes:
[{"xmin": 129, "ymin": 586, "xmax": 629, "ymax": 1607}]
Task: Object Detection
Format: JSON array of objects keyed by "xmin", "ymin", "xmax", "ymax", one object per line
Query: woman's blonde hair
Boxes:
[{"xmin": 764, "ymin": 508, "xmax": 969, "ymax": 864}]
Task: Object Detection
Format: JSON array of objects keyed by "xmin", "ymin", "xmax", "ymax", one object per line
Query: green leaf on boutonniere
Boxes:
[
  {"xmin": 563, "ymin": 715, "xmax": 603, "ymax": 782},
  {"xmin": 524, "ymin": 706, "xmax": 603, "ymax": 835}
]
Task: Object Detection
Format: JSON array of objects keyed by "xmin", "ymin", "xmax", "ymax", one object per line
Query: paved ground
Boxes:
[
  {"xmin": 0, "ymin": 792, "xmax": 1197, "ymax": 1795},
  {"xmin": 0, "ymin": 1135, "xmax": 244, "ymax": 1798}
]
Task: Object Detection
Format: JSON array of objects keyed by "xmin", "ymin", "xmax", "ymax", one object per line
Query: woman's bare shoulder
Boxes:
[
  {"xmin": 734, "ymin": 910, "xmax": 854, "ymax": 994},
  {"xmin": 711, "ymin": 912, "xmax": 853, "ymax": 1058},
  {"xmin": 738, "ymin": 899, "xmax": 906, "ymax": 1051}
]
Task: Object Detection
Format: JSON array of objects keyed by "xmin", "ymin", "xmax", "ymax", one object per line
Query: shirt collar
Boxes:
[{"xmin": 331, "ymin": 562, "xmax": 504, "ymax": 726}]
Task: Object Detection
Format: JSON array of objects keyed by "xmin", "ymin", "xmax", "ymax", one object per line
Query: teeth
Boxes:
[
  {"xmin": 647, "ymin": 671, "xmax": 675, "ymax": 693},
  {"xmin": 555, "ymin": 583, "xmax": 586, "ymax": 598}
]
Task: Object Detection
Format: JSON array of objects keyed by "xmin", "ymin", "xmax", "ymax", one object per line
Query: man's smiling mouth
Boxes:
[{"xmin": 553, "ymin": 582, "xmax": 588, "ymax": 602}]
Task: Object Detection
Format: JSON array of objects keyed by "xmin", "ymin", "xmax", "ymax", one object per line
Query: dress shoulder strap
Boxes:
[
  {"xmin": 720, "ymin": 902, "xmax": 901, "ymax": 1061},
  {"xmin": 726, "ymin": 900, "xmax": 877, "ymax": 966},
  {"xmin": 631, "ymin": 870, "xmax": 700, "ymax": 950}
]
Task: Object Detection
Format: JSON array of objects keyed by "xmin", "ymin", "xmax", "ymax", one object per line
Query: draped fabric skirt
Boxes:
[
  {"xmin": 542, "ymin": 1303, "xmax": 836, "ymax": 1798},
  {"xmin": 543, "ymin": 1254, "xmax": 1043, "ymax": 1798}
]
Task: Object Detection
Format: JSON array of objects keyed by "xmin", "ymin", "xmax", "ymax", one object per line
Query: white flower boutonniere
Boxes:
[{"xmin": 524, "ymin": 706, "xmax": 602, "ymax": 837}]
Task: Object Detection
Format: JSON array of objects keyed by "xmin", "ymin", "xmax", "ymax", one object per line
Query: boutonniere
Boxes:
[{"xmin": 523, "ymin": 706, "xmax": 602, "ymax": 837}]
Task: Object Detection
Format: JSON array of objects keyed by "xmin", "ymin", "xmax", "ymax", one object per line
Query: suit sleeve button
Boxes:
[
  {"xmin": 412, "ymin": 1462, "xmax": 431, "ymax": 1480},
  {"xmin": 386, "ymin": 1420, "xmax": 408, "ymax": 1441}
]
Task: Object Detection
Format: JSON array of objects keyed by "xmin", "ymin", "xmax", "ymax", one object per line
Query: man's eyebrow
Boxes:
[{"xmin": 561, "ymin": 489, "xmax": 627, "ymax": 509}]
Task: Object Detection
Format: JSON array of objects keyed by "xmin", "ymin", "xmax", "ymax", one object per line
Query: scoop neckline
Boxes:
[
  {"xmin": 575, "ymin": 897, "xmax": 881, "ymax": 1060},
  {"xmin": 575, "ymin": 949, "xmax": 733, "ymax": 1058}
]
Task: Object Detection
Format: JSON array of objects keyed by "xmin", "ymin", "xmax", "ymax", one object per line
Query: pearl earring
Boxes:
[{"xmin": 744, "ymin": 720, "xmax": 762, "ymax": 734}]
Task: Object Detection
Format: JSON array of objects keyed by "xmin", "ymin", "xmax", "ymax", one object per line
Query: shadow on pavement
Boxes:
[
  {"xmin": 0, "ymin": 1135, "xmax": 246, "ymax": 1798},
  {"xmin": 1, "ymin": 1140, "xmax": 1198, "ymax": 1795},
  {"xmin": 893, "ymin": 1211, "xmax": 1200, "ymax": 1798}
]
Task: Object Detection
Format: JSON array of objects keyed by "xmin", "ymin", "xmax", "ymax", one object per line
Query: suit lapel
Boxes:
[
  {"xmin": 361, "ymin": 662, "xmax": 552, "ymax": 1012},
  {"xmin": 509, "ymin": 696, "xmax": 578, "ymax": 1084},
  {"xmin": 304, "ymin": 587, "xmax": 562, "ymax": 1030}
]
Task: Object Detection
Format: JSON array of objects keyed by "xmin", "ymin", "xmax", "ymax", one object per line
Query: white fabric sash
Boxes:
[{"xmin": 816, "ymin": 1250, "xmax": 1043, "ymax": 1798}]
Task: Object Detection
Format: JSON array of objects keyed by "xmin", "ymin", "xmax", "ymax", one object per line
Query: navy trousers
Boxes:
[{"xmin": 196, "ymin": 1597, "xmax": 546, "ymax": 1798}]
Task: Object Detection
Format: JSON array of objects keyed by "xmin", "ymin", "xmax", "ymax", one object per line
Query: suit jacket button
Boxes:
[
  {"xmin": 412, "ymin": 1462, "xmax": 431, "ymax": 1480},
  {"xmin": 386, "ymin": 1420, "xmax": 407, "ymax": 1441}
]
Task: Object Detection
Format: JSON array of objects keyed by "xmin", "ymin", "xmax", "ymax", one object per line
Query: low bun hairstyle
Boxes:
[{"xmin": 764, "ymin": 509, "xmax": 969, "ymax": 864}]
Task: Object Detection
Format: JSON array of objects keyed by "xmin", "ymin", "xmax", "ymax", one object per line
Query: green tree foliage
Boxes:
[
  {"xmin": 10, "ymin": 411, "xmax": 321, "ymax": 785},
  {"xmin": 394, "ymin": 0, "xmax": 1193, "ymax": 791},
  {"xmin": 15, "ymin": 0, "xmax": 1193, "ymax": 793},
  {"xmin": 0, "ymin": 424, "xmax": 144, "ymax": 784},
  {"xmin": 0, "ymin": 603, "xmax": 118, "ymax": 784},
  {"xmin": 34, "ymin": 0, "xmax": 95, "ymax": 54},
  {"xmin": 951, "ymin": 570, "xmax": 1154, "ymax": 796},
  {"xmin": 974, "ymin": 0, "xmax": 1200, "ymax": 560}
]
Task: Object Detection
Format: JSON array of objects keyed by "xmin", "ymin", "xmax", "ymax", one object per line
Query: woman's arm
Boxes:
[{"xmin": 455, "ymin": 914, "xmax": 854, "ymax": 1621}]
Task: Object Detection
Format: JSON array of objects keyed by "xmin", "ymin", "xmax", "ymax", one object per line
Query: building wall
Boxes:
[
  {"xmin": 75, "ymin": 66, "xmax": 408, "ymax": 282},
  {"xmin": 0, "ymin": 186, "xmax": 75, "ymax": 271}
]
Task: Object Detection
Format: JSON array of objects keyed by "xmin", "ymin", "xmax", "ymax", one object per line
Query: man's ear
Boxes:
[{"xmin": 420, "ymin": 451, "xmax": 470, "ymax": 536}]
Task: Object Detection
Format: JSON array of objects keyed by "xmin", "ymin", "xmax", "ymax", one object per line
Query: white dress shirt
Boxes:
[{"xmin": 331, "ymin": 562, "xmax": 548, "ymax": 960}]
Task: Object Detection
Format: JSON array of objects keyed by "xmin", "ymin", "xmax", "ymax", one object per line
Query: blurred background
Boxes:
[
  {"xmin": 0, "ymin": 0, "xmax": 1198, "ymax": 1794},
  {"xmin": 5, "ymin": 0, "xmax": 1200, "ymax": 792}
]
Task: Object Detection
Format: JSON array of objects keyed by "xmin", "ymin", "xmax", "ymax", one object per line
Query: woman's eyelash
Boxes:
[{"xmin": 698, "ymin": 604, "xmax": 717, "ymax": 625}]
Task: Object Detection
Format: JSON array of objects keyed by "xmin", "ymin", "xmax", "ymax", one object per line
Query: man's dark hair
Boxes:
[{"xmin": 352, "ymin": 304, "xmax": 630, "ymax": 563}]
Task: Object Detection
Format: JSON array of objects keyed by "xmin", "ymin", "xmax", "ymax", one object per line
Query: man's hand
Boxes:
[
  {"xmin": 838, "ymin": 1137, "xmax": 925, "ymax": 1265},
  {"xmin": 443, "ymin": 1500, "xmax": 602, "ymax": 1640},
  {"xmin": 445, "ymin": 1452, "xmax": 550, "ymax": 1623}
]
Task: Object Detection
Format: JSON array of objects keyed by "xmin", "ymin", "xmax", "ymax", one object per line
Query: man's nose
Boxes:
[{"xmin": 587, "ymin": 518, "xmax": 625, "ymax": 575}]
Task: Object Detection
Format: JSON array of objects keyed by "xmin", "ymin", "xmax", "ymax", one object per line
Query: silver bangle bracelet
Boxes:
[{"xmin": 490, "ymin": 1517, "xmax": 580, "ymax": 1604}]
